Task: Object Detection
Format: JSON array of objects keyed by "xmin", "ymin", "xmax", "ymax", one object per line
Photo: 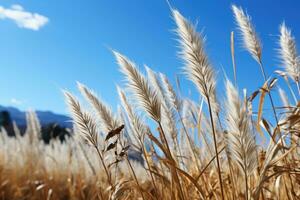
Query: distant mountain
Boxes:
[{"xmin": 0, "ymin": 105, "xmax": 72, "ymax": 128}]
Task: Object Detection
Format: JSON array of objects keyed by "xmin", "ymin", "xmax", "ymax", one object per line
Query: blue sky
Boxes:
[{"xmin": 0, "ymin": 0, "xmax": 300, "ymax": 115}]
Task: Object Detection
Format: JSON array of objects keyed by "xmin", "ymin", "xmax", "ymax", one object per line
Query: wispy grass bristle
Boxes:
[
  {"xmin": 232, "ymin": 5, "xmax": 262, "ymax": 64},
  {"xmin": 278, "ymin": 22, "xmax": 300, "ymax": 83},
  {"xmin": 113, "ymin": 51, "xmax": 161, "ymax": 122},
  {"xmin": 77, "ymin": 82, "xmax": 120, "ymax": 133}
]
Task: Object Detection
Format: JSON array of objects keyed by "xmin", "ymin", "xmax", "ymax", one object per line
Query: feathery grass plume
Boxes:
[
  {"xmin": 117, "ymin": 87, "xmax": 146, "ymax": 150},
  {"xmin": 232, "ymin": 5, "xmax": 297, "ymax": 194},
  {"xmin": 64, "ymin": 91, "xmax": 113, "ymax": 187},
  {"xmin": 225, "ymin": 79, "xmax": 257, "ymax": 199},
  {"xmin": 232, "ymin": 7, "xmax": 297, "ymax": 194},
  {"xmin": 232, "ymin": 8, "xmax": 297, "ymax": 195},
  {"xmin": 77, "ymin": 82, "xmax": 120, "ymax": 133},
  {"xmin": 25, "ymin": 110, "xmax": 41, "ymax": 142},
  {"xmin": 159, "ymin": 72, "xmax": 202, "ymax": 170},
  {"xmin": 145, "ymin": 66, "xmax": 165, "ymax": 102},
  {"xmin": 160, "ymin": 103, "xmax": 179, "ymax": 155},
  {"xmin": 113, "ymin": 51, "xmax": 186, "ymax": 199},
  {"xmin": 172, "ymin": 9, "xmax": 217, "ymax": 105},
  {"xmin": 12, "ymin": 121, "xmax": 21, "ymax": 138},
  {"xmin": 159, "ymin": 73, "xmax": 182, "ymax": 111},
  {"xmin": 144, "ymin": 65, "xmax": 187, "ymax": 192},
  {"xmin": 117, "ymin": 86, "xmax": 148, "ymax": 140},
  {"xmin": 117, "ymin": 86, "xmax": 160, "ymax": 199},
  {"xmin": 145, "ymin": 67, "xmax": 182, "ymax": 126},
  {"xmin": 113, "ymin": 51, "xmax": 161, "ymax": 122},
  {"xmin": 232, "ymin": 5, "xmax": 262, "ymax": 64},
  {"xmin": 145, "ymin": 66, "xmax": 178, "ymax": 147},
  {"xmin": 64, "ymin": 91, "xmax": 98, "ymax": 146},
  {"xmin": 232, "ymin": 5, "xmax": 286, "ymax": 141},
  {"xmin": 278, "ymin": 23, "xmax": 300, "ymax": 83},
  {"xmin": 172, "ymin": 9, "xmax": 224, "ymax": 199},
  {"xmin": 144, "ymin": 67, "xmax": 177, "ymax": 122}
]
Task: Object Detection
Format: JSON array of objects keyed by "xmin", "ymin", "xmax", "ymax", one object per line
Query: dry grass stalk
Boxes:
[
  {"xmin": 113, "ymin": 50, "xmax": 185, "ymax": 199},
  {"xmin": 172, "ymin": 9, "xmax": 225, "ymax": 199},
  {"xmin": 64, "ymin": 91, "xmax": 113, "ymax": 187},
  {"xmin": 225, "ymin": 79, "xmax": 257, "ymax": 199},
  {"xmin": 233, "ymin": 5, "xmax": 298, "ymax": 196}
]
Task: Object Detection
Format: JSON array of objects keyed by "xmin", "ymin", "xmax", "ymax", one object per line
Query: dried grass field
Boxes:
[{"xmin": 0, "ymin": 4, "xmax": 300, "ymax": 200}]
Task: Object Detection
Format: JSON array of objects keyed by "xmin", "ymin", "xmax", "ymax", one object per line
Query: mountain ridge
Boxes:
[{"xmin": 0, "ymin": 105, "xmax": 72, "ymax": 128}]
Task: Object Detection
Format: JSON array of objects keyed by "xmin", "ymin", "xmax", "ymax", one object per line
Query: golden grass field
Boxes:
[{"xmin": 0, "ymin": 4, "xmax": 300, "ymax": 200}]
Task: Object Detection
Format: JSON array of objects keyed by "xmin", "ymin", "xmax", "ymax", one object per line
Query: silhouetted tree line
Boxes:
[{"xmin": 0, "ymin": 111, "xmax": 71, "ymax": 144}]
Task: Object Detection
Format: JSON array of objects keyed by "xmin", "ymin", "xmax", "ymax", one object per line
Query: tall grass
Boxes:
[{"xmin": 0, "ymin": 4, "xmax": 300, "ymax": 200}]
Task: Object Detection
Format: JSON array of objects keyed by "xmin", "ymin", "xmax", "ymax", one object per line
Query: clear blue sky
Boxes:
[{"xmin": 0, "ymin": 0, "xmax": 300, "ymax": 115}]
